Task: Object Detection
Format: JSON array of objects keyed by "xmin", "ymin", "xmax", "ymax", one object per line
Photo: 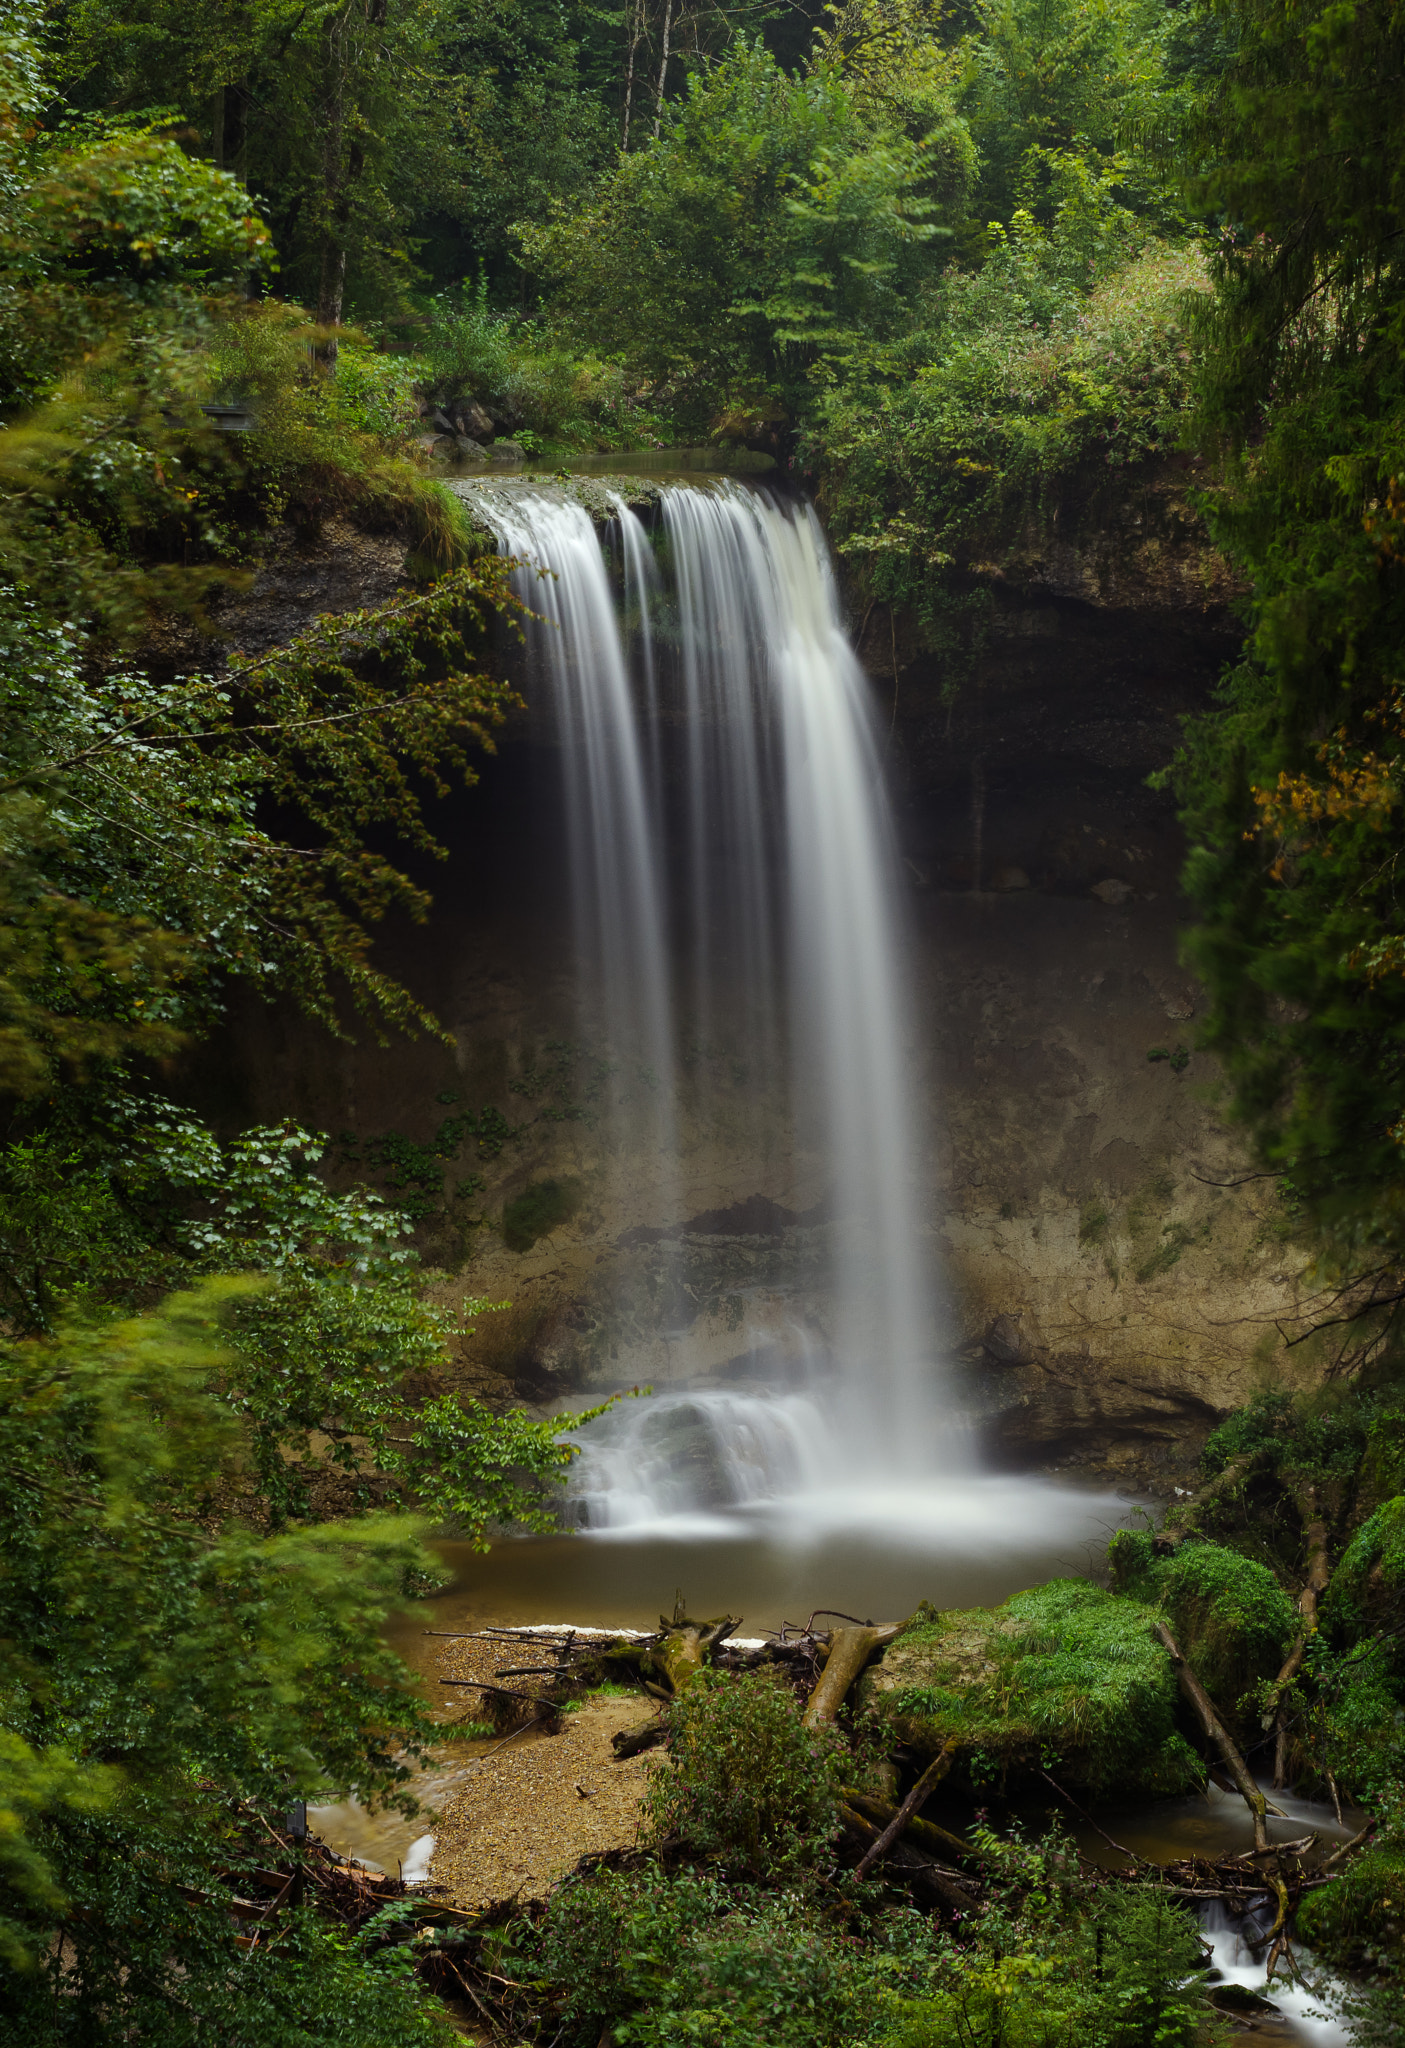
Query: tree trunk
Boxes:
[
  {"xmin": 855, "ymin": 1740, "xmax": 959, "ymax": 1879},
  {"xmin": 1156, "ymin": 1620, "xmax": 1272, "ymax": 1852},
  {"xmin": 316, "ymin": 0, "xmax": 386, "ymax": 362},
  {"xmin": 802, "ymin": 1625, "xmax": 899, "ymax": 1728},
  {"xmin": 621, "ymin": 0, "xmax": 642, "ymax": 150},
  {"xmin": 653, "ymin": 0, "xmax": 673, "ymax": 138},
  {"xmin": 1265, "ymin": 1476, "xmax": 1332, "ymax": 1785},
  {"xmin": 843, "ymin": 1789, "xmax": 976, "ymax": 1866}
]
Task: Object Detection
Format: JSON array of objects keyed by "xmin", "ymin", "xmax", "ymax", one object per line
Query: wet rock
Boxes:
[
  {"xmin": 983, "ymin": 1312, "xmax": 1039, "ymax": 1365},
  {"xmin": 489, "ymin": 439, "xmax": 527, "ymax": 466},
  {"xmin": 453, "ymin": 436, "xmax": 489, "ymax": 469},
  {"xmin": 461, "ymin": 400, "xmax": 495, "ymax": 441}
]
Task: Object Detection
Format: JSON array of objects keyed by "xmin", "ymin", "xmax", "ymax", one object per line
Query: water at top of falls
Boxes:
[{"xmin": 479, "ymin": 479, "xmax": 945, "ymax": 1526}]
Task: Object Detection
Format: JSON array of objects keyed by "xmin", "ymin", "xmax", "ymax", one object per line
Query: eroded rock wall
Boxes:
[{"xmin": 191, "ymin": 465, "xmax": 1321, "ymax": 1489}]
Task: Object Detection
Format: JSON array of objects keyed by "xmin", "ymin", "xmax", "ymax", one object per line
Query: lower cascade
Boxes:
[{"xmin": 481, "ymin": 478, "xmax": 940, "ymax": 1517}]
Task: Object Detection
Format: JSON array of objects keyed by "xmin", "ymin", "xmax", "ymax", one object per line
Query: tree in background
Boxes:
[
  {"xmin": 1165, "ymin": 0, "xmax": 1405, "ymax": 1313},
  {"xmin": 523, "ymin": 36, "xmax": 969, "ymax": 435}
]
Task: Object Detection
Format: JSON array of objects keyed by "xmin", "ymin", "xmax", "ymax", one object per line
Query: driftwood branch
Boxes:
[{"xmin": 1156, "ymin": 1621, "xmax": 1273, "ymax": 1852}]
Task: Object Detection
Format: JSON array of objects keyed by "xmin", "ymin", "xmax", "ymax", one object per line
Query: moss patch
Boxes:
[
  {"xmin": 860, "ymin": 1579, "xmax": 1202, "ymax": 1798},
  {"xmin": 501, "ymin": 1178, "xmax": 582, "ymax": 1252},
  {"xmin": 1108, "ymin": 1532, "xmax": 1296, "ymax": 1731}
]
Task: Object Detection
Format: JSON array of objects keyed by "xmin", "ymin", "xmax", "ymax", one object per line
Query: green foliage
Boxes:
[
  {"xmin": 524, "ymin": 39, "xmax": 961, "ymax": 434},
  {"xmin": 813, "ymin": 226, "xmax": 1205, "ymax": 634},
  {"xmin": 0, "ymin": 1286, "xmax": 450, "ymax": 2014},
  {"xmin": 888, "ymin": 1886, "xmax": 1206, "ymax": 2048},
  {"xmin": 1108, "ymin": 1533, "xmax": 1295, "ymax": 1726},
  {"xmin": 529, "ymin": 1867, "xmax": 895, "ymax": 2048},
  {"xmin": 644, "ymin": 1668, "xmax": 847, "ymax": 1878},
  {"xmin": 957, "ymin": 0, "xmax": 1191, "ymax": 232},
  {"xmin": 502, "ymin": 1177, "xmax": 583, "ymax": 1252},
  {"xmin": 1158, "ymin": 0, "xmax": 1405, "ymax": 1275},
  {"xmin": 866, "ymin": 1580, "xmax": 1202, "ymax": 1796},
  {"xmin": 0, "ymin": 560, "xmax": 520, "ymax": 1083},
  {"xmin": 1297, "ymin": 1845, "xmax": 1405, "ymax": 1971}
]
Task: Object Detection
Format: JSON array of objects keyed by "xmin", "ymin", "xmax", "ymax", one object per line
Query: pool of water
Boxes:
[{"xmin": 387, "ymin": 1475, "xmax": 1141, "ymax": 1654}]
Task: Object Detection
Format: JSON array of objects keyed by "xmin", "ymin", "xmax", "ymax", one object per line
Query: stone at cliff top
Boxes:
[{"xmin": 860, "ymin": 1579, "xmax": 1203, "ymax": 1798}]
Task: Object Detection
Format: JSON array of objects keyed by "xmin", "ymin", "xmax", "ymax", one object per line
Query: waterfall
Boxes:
[{"xmin": 478, "ymin": 479, "xmax": 940, "ymax": 1520}]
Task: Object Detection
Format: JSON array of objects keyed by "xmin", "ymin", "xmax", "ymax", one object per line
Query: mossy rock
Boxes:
[
  {"xmin": 1323, "ymin": 1495, "xmax": 1405, "ymax": 1649},
  {"xmin": 501, "ymin": 1177, "xmax": 582, "ymax": 1252},
  {"xmin": 860, "ymin": 1578, "xmax": 1203, "ymax": 1798},
  {"xmin": 1296, "ymin": 1846, "xmax": 1405, "ymax": 1967},
  {"xmin": 1108, "ymin": 1532, "xmax": 1296, "ymax": 1732}
]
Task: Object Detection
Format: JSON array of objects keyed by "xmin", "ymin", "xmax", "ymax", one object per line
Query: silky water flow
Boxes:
[{"xmin": 480, "ymin": 480, "xmax": 1126, "ymax": 1563}]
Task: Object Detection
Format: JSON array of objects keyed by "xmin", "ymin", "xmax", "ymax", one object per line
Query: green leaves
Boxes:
[{"xmin": 522, "ymin": 40, "xmax": 967, "ymax": 432}]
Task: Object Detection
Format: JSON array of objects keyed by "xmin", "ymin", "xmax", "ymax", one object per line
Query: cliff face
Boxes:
[
  {"xmin": 868, "ymin": 460, "xmax": 1315, "ymax": 1481},
  {"xmin": 195, "ymin": 463, "xmax": 1320, "ymax": 1490}
]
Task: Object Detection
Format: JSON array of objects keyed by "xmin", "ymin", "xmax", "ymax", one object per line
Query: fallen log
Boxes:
[
  {"xmin": 838, "ymin": 1803, "xmax": 981, "ymax": 1912},
  {"xmin": 1155, "ymin": 1621, "xmax": 1273, "ymax": 1853},
  {"xmin": 855, "ymin": 1740, "xmax": 959, "ymax": 1880},
  {"xmin": 802, "ymin": 1624, "xmax": 900, "ymax": 1728},
  {"xmin": 611, "ymin": 1715, "xmax": 668, "ymax": 1759},
  {"xmin": 843, "ymin": 1789, "xmax": 978, "ymax": 1866},
  {"xmin": 1154, "ymin": 1449, "xmax": 1271, "ymax": 1553}
]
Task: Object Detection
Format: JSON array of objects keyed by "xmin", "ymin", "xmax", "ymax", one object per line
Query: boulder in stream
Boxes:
[{"xmin": 860, "ymin": 1578, "xmax": 1203, "ymax": 1798}]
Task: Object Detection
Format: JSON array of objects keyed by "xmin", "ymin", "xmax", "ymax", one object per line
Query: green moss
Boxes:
[
  {"xmin": 1323, "ymin": 1495, "xmax": 1405, "ymax": 1641},
  {"xmin": 1108, "ymin": 1533, "xmax": 1295, "ymax": 1728},
  {"xmin": 861, "ymin": 1579, "xmax": 1202, "ymax": 1797},
  {"xmin": 501, "ymin": 1178, "xmax": 582, "ymax": 1252},
  {"xmin": 1296, "ymin": 1847, "xmax": 1405, "ymax": 1967}
]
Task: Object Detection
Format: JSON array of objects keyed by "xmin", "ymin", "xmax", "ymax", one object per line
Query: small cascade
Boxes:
[
  {"xmin": 478, "ymin": 478, "xmax": 941, "ymax": 1519},
  {"xmin": 564, "ymin": 1384, "xmax": 837, "ymax": 1532}
]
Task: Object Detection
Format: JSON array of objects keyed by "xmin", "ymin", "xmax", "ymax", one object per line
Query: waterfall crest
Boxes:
[{"xmin": 479, "ymin": 479, "xmax": 942, "ymax": 1521}]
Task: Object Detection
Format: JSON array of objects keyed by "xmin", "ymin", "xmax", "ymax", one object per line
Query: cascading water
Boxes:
[{"xmin": 480, "ymin": 478, "xmax": 940, "ymax": 1523}]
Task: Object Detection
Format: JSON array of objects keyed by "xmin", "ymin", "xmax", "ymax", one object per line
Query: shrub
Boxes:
[
  {"xmin": 884, "ymin": 1887, "xmax": 1207, "ymax": 2048},
  {"xmin": 644, "ymin": 1667, "xmax": 845, "ymax": 1877},
  {"xmin": 1297, "ymin": 1846, "xmax": 1405, "ymax": 1969},
  {"xmin": 531, "ymin": 1868, "xmax": 868, "ymax": 2048}
]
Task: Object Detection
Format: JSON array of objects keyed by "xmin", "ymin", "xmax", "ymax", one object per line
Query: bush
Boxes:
[
  {"xmin": 644, "ymin": 1668, "xmax": 845, "ymax": 1877},
  {"xmin": 884, "ymin": 1887, "xmax": 1207, "ymax": 2048},
  {"xmin": 1297, "ymin": 1846, "xmax": 1405, "ymax": 1969},
  {"xmin": 530, "ymin": 1867, "xmax": 873, "ymax": 2048}
]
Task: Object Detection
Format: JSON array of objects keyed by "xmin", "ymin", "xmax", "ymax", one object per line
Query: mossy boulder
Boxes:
[
  {"xmin": 1323, "ymin": 1496, "xmax": 1405, "ymax": 1648},
  {"xmin": 1108, "ymin": 1532, "xmax": 1296, "ymax": 1733},
  {"xmin": 1296, "ymin": 1846, "xmax": 1405, "ymax": 1968},
  {"xmin": 860, "ymin": 1579, "xmax": 1203, "ymax": 1798}
]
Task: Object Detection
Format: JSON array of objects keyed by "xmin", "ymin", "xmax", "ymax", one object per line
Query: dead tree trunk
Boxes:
[
  {"xmin": 1263, "ymin": 1476, "xmax": 1332, "ymax": 1786},
  {"xmin": 610, "ymin": 1606, "xmax": 738, "ymax": 1757},
  {"xmin": 652, "ymin": 0, "xmax": 673, "ymax": 138},
  {"xmin": 843, "ymin": 1789, "xmax": 976, "ymax": 1866},
  {"xmin": 855, "ymin": 1740, "xmax": 959, "ymax": 1879},
  {"xmin": 802, "ymin": 1625, "xmax": 899, "ymax": 1728},
  {"xmin": 1156, "ymin": 1620, "xmax": 1272, "ymax": 1853}
]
